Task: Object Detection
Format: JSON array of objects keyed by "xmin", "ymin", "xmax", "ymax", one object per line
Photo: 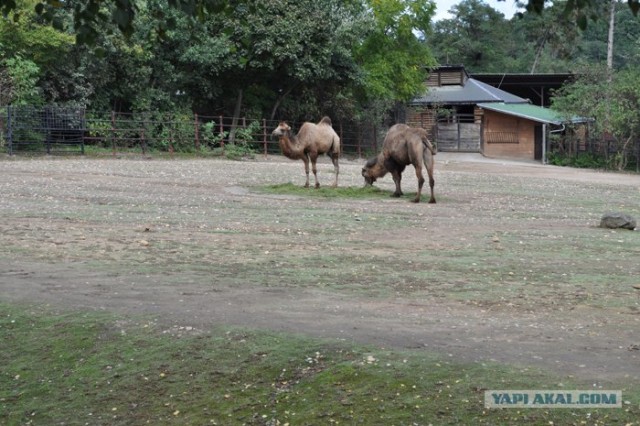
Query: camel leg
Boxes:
[
  {"xmin": 391, "ymin": 170, "xmax": 403, "ymax": 197},
  {"xmin": 423, "ymin": 149, "xmax": 436, "ymax": 204},
  {"xmin": 413, "ymin": 165, "xmax": 425, "ymax": 203},
  {"xmin": 330, "ymin": 154, "xmax": 339, "ymax": 187},
  {"xmin": 302, "ymin": 156, "xmax": 310, "ymax": 188},
  {"xmin": 310, "ymin": 153, "xmax": 320, "ymax": 188}
]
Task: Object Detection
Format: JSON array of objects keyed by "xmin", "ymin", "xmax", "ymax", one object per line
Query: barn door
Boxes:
[
  {"xmin": 534, "ymin": 125, "xmax": 543, "ymax": 160},
  {"xmin": 435, "ymin": 114, "xmax": 481, "ymax": 152}
]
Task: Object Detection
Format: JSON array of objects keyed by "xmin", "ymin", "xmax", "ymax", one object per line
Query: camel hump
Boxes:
[{"xmin": 318, "ymin": 116, "xmax": 332, "ymax": 126}]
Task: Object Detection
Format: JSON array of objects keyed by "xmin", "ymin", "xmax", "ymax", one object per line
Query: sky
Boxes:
[{"xmin": 432, "ymin": 0, "xmax": 523, "ymax": 21}]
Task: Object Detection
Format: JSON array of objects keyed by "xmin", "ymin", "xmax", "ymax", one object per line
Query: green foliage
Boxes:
[
  {"xmin": 546, "ymin": 151, "xmax": 606, "ymax": 169},
  {"xmin": 220, "ymin": 143, "xmax": 256, "ymax": 160},
  {"xmin": 1, "ymin": 56, "xmax": 42, "ymax": 105},
  {"xmin": 201, "ymin": 122, "xmax": 227, "ymax": 148},
  {"xmin": 0, "ymin": 0, "xmax": 74, "ymax": 105},
  {"xmin": 232, "ymin": 120, "xmax": 261, "ymax": 145},
  {"xmin": 431, "ymin": 0, "xmax": 519, "ymax": 72},
  {"xmin": 0, "ymin": 0, "xmax": 74, "ymax": 66},
  {"xmin": 355, "ymin": 0, "xmax": 436, "ymax": 102},
  {"xmin": 552, "ymin": 66, "xmax": 640, "ymax": 171},
  {"xmin": 199, "ymin": 120, "xmax": 259, "ymax": 159}
]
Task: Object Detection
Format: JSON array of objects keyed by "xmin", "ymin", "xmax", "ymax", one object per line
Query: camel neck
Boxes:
[{"xmin": 278, "ymin": 133, "xmax": 303, "ymax": 158}]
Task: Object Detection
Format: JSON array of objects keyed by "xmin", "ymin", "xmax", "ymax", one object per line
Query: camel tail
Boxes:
[
  {"xmin": 423, "ymin": 138, "xmax": 436, "ymax": 156},
  {"xmin": 330, "ymin": 135, "xmax": 341, "ymax": 156}
]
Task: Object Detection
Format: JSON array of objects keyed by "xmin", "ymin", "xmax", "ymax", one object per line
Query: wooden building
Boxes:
[{"xmin": 407, "ymin": 65, "xmax": 586, "ymax": 163}]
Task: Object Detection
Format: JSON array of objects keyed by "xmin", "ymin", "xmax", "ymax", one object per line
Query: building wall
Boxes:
[
  {"xmin": 406, "ymin": 107, "xmax": 437, "ymax": 138},
  {"xmin": 482, "ymin": 110, "xmax": 536, "ymax": 160}
]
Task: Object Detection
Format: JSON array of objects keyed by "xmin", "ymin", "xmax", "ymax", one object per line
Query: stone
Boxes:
[{"xmin": 599, "ymin": 212, "xmax": 637, "ymax": 230}]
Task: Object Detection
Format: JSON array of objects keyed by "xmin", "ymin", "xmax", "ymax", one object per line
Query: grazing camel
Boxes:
[
  {"xmin": 362, "ymin": 124, "xmax": 436, "ymax": 203},
  {"xmin": 271, "ymin": 117, "xmax": 341, "ymax": 188}
]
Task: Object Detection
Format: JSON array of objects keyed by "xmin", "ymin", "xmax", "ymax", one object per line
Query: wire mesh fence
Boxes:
[
  {"xmin": 1, "ymin": 106, "xmax": 383, "ymax": 158},
  {"xmin": 2, "ymin": 106, "xmax": 86, "ymax": 155}
]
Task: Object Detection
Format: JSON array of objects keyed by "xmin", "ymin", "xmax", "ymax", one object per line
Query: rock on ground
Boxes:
[{"xmin": 600, "ymin": 212, "xmax": 637, "ymax": 230}]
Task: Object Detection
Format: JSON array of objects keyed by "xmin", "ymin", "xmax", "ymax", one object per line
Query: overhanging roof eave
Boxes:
[{"xmin": 477, "ymin": 102, "xmax": 589, "ymax": 125}]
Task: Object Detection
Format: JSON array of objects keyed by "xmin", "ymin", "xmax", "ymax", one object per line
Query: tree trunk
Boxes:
[
  {"xmin": 229, "ymin": 88, "xmax": 243, "ymax": 145},
  {"xmin": 607, "ymin": 0, "xmax": 616, "ymax": 81},
  {"xmin": 530, "ymin": 33, "xmax": 548, "ymax": 74},
  {"xmin": 269, "ymin": 85, "xmax": 296, "ymax": 120}
]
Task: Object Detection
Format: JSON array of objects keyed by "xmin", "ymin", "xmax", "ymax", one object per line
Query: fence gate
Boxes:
[
  {"xmin": 435, "ymin": 114, "xmax": 481, "ymax": 152},
  {"xmin": 4, "ymin": 106, "xmax": 86, "ymax": 155}
]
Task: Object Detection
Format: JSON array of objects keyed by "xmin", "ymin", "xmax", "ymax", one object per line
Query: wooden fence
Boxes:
[{"xmin": 2, "ymin": 107, "xmax": 382, "ymax": 157}]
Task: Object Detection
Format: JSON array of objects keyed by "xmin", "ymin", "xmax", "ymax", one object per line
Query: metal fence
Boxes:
[
  {"xmin": 2, "ymin": 106, "xmax": 86, "ymax": 155},
  {"xmin": 2, "ymin": 106, "xmax": 383, "ymax": 158}
]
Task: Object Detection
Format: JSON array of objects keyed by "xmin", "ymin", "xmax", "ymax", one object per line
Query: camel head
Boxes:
[
  {"xmin": 271, "ymin": 121, "xmax": 291, "ymax": 137},
  {"xmin": 362, "ymin": 156, "xmax": 384, "ymax": 186}
]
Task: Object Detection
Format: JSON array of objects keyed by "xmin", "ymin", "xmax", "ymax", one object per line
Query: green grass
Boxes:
[
  {"xmin": 259, "ymin": 182, "xmax": 401, "ymax": 199},
  {"xmin": 1, "ymin": 303, "xmax": 638, "ymax": 425}
]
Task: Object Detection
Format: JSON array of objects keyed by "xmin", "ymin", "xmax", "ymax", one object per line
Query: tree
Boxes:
[
  {"xmin": 576, "ymin": 1, "xmax": 640, "ymax": 70},
  {"xmin": 429, "ymin": 0, "xmax": 516, "ymax": 72},
  {"xmin": 506, "ymin": 0, "xmax": 639, "ymax": 29},
  {"xmin": 0, "ymin": 55, "xmax": 42, "ymax": 105},
  {"xmin": 552, "ymin": 66, "xmax": 640, "ymax": 170},
  {"xmin": 1, "ymin": 0, "xmax": 637, "ymax": 46},
  {"xmin": 509, "ymin": 1, "xmax": 581, "ymax": 73},
  {"xmin": 353, "ymin": 0, "xmax": 436, "ymax": 108},
  {"xmin": 0, "ymin": 0, "xmax": 75, "ymax": 105}
]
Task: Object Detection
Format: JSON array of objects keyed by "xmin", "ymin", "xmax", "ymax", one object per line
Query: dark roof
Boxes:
[
  {"xmin": 410, "ymin": 78, "xmax": 528, "ymax": 105},
  {"xmin": 471, "ymin": 73, "xmax": 574, "ymax": 86},
  {"xmin": 477, "ymin": 102, "xmax": 591, "ymax": 125},
  {"xmin": 471, "ymin": 73, "xmax": 574, "ymax": 107}
]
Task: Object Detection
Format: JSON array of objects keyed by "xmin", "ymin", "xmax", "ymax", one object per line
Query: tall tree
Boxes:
[
  {"xmin": 0, "ymin": 0, "xmax": 75, "ymax": 104},
  {"xmin": 553, "ymin": 66, "xmax": 640, "ymax": 170},
  {"xmin": 510, "ymin": 1, "xmax": 581, "ymax": 73},
  {"xmin": 429, "ymin": 0, "xmax": 514, "ymax": 72},
  {"xmin": 1, "ymin": 0, "xmax": 639, "ymax": 47},
  {"xmin": 354, "ymin": 0, "xmax": 436, "ymax": 100}
]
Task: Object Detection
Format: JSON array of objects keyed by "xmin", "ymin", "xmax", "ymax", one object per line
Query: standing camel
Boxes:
[
  {"xmin": 271, "ymin": 117, "xmax": 341, "ymax": 188},
  {"xmin": 362, "ymin": 124, "xmax": 436, "ymax": 203}
]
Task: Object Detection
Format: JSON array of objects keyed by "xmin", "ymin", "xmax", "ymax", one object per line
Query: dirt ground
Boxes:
[{"xmin": 1, "ymin": 153, "xmax": 639, "ymax": 385}]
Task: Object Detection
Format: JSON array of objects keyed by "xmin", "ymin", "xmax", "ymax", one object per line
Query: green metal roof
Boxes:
[{"xmin": 477, "ymin": 102, "xmax": 589, "ymax": 125}]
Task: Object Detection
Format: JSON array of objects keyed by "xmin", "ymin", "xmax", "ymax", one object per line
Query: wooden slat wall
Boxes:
[
  {"xmin": 435, "ymin": 123, "xmax": 481, "ymax": 152},
  {"xmin": 459, "ymin": 123, "xmax": 481, "ymax": 151},
  {"xmin": 436, "ymin": 123, "xmax": 459, "ymax": 151},
  {"xmin": 426, "ymin": 70, "xmax": 465, "ymax": 87},
  {"xmin": 406, "ymin": 107, "xmax": 436, "ymax": 138}
]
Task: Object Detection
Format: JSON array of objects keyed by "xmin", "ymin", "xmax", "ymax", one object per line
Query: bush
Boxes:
[{"xmin": 547, "ymin": 151, "xmax": 606, "ymax": 169}]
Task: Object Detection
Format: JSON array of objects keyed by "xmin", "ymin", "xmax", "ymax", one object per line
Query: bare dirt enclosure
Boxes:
[{"xmin": 1, "ymin": 153, "xmax": 640, "ymax": 385}]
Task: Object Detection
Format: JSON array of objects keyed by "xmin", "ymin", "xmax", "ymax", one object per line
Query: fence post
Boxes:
[
  {"xmin": 80, "ymin": 107, "xmax": 86, "ymax": 155},
  {"xmin": 194, "ymin": 113, "xmax": 200, "ymax": 151},
  {"xmin": 263, "ymin": 119, "xmax": 268, "ymax": 157},
  {"xmin": 219, "ymin": 116, "xmax": 225, "ymax": 149},
  {"xmin": 111, "ymin": 111, "xmax": 116, "ymax": 156},
  {"xmin": 141, "ymin": 129, "xmax": 147, "ymax": 156},
  {"xmin": 6, "ymin": 106, "xmax": 13, "ymax": 155},
  {"xmin": 169, "ymin": 124, "xmax": 175, "ymax": 156},
  {"xmin": 636, "ymin": 139, "xmax": 639, "ymax": 173}
]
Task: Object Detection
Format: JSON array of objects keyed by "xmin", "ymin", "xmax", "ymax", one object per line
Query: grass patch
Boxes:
[
  {"xmin": 1, "ymin": 303, "xmax": 638, "ymax": 425},
  {"xmin": 259, "ymin": 182, "xmax": 402, "ymax": 199}
]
